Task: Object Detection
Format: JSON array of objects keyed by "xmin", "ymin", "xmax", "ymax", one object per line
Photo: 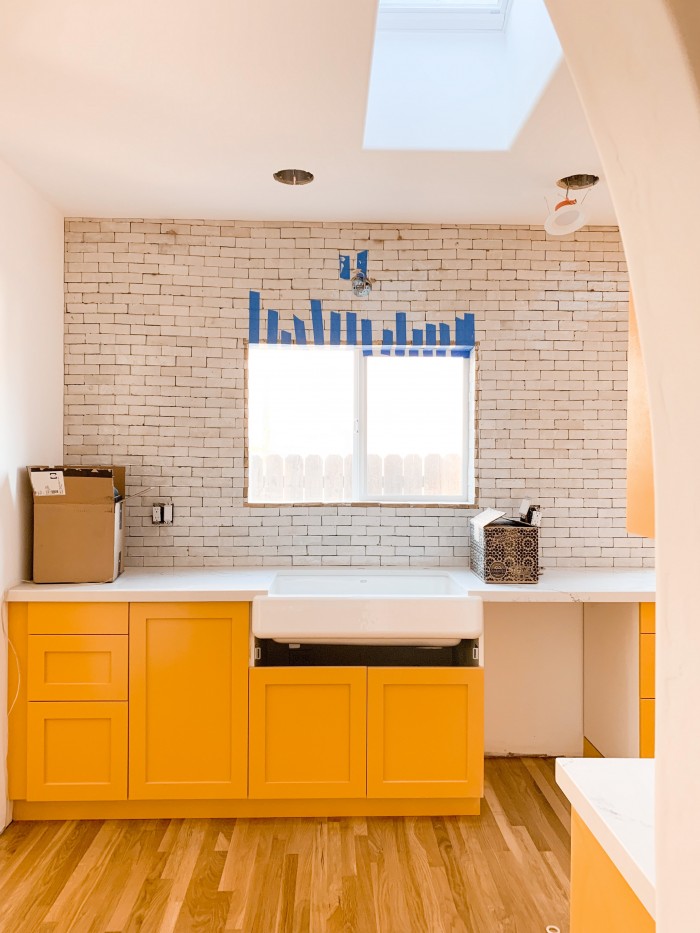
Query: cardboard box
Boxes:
[
  {"xmin": 469, "ymin": 508, "xmax": 539, "ymax": 584},
  {"xmin": 29, "ymin": 466, "xmax": 126, "ymax": 584}
]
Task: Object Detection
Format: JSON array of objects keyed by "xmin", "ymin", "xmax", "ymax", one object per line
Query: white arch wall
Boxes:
[{"xmin": 545, "ymin": 1, "xmax": 700, "ymax": 928}]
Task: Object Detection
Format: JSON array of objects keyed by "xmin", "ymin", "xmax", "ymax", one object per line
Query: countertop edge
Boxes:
[
  {"xmin": 556, "ymin": 758, "xmax": 656, "ymax": 920},
  {"xmin": 5, "ymin": 567, "xmax": 656, "ymax": 603}
]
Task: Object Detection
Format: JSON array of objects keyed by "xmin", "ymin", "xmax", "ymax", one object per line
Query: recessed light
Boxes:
[
  {"xmin": 273, "ymin": 169, "xmax": 314, "ymax": 186},
  {"xmin": 556, "ymin": 173, "xmax": 599, "ymax": 191}
]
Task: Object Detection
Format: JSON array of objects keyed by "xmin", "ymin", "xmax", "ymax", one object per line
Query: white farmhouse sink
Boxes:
[{"xmin": 253, "ymin": 570, "xmax": 482, "ymax": 647}]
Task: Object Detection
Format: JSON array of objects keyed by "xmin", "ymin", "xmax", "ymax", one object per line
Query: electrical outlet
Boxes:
[{"xmin": 152, "ymin": 502, "xmax": 174, "ymax": 525}]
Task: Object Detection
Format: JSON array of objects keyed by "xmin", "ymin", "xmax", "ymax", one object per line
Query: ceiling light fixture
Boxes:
[
  {"xmin": 273, "ymin": 169, "xmax": 314, "ymax": 186},
  {"xmin": 544, "ymin": 173, "xmax": 600, "ymax": 236}
]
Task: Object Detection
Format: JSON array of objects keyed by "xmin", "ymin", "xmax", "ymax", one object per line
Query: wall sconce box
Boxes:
[
  {"xmin": 469, "ymin": 508, "xmax": 539, "ymax": 584},
  {"xmin": 28, "ymin": 465, "xmax": 126, "ymax": 584}
]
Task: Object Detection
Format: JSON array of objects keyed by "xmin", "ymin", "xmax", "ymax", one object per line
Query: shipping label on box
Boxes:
[{"xmin": 29, "ymin": 469, "xmax": 66, "ymax": 496}]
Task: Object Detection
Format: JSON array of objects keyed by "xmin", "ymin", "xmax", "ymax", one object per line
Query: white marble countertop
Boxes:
[
  {"xmin": 556, "ymin": 757, "xmax": 655, "ymax": 919},
  {"xmin": 452, "ymin": 568, "xmax": 655, "ymax": 602},
  {"xmin": 6, "ymin": 566, "xmax": 655, "ymax": 602}
]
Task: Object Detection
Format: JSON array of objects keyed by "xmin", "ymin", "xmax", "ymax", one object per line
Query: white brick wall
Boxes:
[{"xmin": 63, "ymin": 219, "xmax": 654, "ymax": 569}]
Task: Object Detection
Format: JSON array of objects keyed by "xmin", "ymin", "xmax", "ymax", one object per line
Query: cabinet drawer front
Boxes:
[
  {"xmin": 367, "ymin": 668, "xmax": 484, "ymax": 799},
  {"xmin": 28, "ymin": 603, "xmax": 128, "ymax": 635},
  {"xmin": 639, "ymin": 603, "xmax": 655, "ymax": 634},
  {"xmin": 249, "ymin": 667, "xmax": 367, "ymax": 799},
  {"xmin": 26, "ymin": 701, "xmax": 128, "ymax": 801},
  {"xmin": 28, "ymin": 635, "xmax": 128, "ymax": 701},
  {"xmin": 639, "ymin": 633, "xmax": 656, "ymax": 699},
  {"xmin": 640, "ymin": 699, "xmax": 655, "ymax": 758}
]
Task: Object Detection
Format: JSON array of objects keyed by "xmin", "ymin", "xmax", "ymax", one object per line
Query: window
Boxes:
[{"xmin": 247, "ymin": 345, "xmax": 475, "ymax": 504}]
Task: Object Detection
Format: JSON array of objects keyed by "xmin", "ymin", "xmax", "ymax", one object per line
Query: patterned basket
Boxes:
[{"xmin": 469, "ymin": 519, "xmax": 539, "ymax": 584}]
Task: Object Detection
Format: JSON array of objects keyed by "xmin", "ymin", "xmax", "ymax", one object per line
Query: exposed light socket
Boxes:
[{"xmin": 152, "ymin": 502, "xmax": 173, "ymax": 525}]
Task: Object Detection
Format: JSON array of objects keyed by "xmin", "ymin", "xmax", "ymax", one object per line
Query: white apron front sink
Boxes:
[{"xmin": 253, "ymin": 570, "xmax": 482, "ymax": 647}]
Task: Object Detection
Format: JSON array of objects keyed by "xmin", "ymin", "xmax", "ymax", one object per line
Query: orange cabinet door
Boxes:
[
  {"xmin": 367, "ymin": 668, "xmax": 484, "ymax": 799},
  {"xmin": 249, "ymin": 667, "xmax": 367, "ymax": 799},
  {"xmin": 27, "ymin": 634, "xmax": 128, "ymax": 701},
  {"xmin": 26, "ymin": 701, "xmax": 127, "ymax": 801},
  {"xmin": 129, "ymin": 602, "xmax": 249, "ymax": 799}
]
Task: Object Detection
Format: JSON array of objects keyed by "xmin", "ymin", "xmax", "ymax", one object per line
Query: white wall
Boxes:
[
  {"xmin": 545, "ymin": 1, "xmax": 700, "ymax": 928},
  {"xmin": 0, "ymin": 159, "xmax": 64, "ymax": 829},
  {"xmin": 484, "ymin": 602, "xmax": 583, "ymax": 756}
]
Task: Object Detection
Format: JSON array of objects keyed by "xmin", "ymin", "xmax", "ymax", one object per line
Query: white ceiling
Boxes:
[{"xmin": 0, "ymin": 0, "xmax": 615, "ymax": 224}]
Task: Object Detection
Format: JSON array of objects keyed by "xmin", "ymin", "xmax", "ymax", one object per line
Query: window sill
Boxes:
[{"xmin": 245, "ymin": 500, "xmax": 477, "ymax": 509}]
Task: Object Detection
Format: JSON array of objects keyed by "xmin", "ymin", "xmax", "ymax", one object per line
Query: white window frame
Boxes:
[{"xmin": 247, "ymin": 345, "xmax": 476, "ymax": 506}]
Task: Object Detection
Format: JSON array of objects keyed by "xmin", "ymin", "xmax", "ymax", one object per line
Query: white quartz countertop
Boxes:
[
  {"xmin": 6, "ymin": 566, "xmax": 655, "ymax": 602},
  {"xmin": 556, "ymin": 757, "xmax": 655, "ymax": 919}
]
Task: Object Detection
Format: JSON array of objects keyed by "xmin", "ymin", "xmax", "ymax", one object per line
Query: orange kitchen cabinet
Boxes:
[
  {"xmin": 626, "ymin": 295, "xmax": 655, "ymax": 538},
  {"xmin": 639, "ymin": 603, "xmax": 655, "ymax": 634},
  {"xmin": 367, "ymin": 668, "xmax": 484, "ymax": 798},
  {"xmin": 570, "ymin": 810, "xmax": 654, "ymax": 932},
  {"xmin": 27, "ymin": 602, "xmax": 128, "ymax": 635},
  {"xmin": 639, "ymin": 634, "xmax": 656, "ymax": 700},
  {"xmin": 640, "ymin": 699, "xmax": 655, "ymax": 759},
  {"xmin": 129, "ymin": 602, "xmax": 249, "ymax": 799},
  {"xmin": 26, "ymin": 701, "xmax": 127, "ymax": 801},
  {"xmin": 249, "ymin": 667, "xmax": 367, "ymax": 799},
  {"xmin": 27, "ymin": 634, "xmax": 128, "ymax": 701}
]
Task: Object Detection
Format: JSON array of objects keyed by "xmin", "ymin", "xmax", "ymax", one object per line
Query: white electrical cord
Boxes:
[{"xmin": 2, "ymin": 599, "xmax": 21, "ymax": 717}]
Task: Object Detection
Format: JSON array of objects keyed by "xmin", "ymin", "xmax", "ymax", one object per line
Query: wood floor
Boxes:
[{"xmin": 0, "ymin": 758, "xmax": 571, "ymax": 933}]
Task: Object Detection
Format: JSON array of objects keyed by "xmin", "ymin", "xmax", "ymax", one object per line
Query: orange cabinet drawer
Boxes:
[
  {"xmin": 28, "ymin": 635, "xmax": 128, "ymax": 701},
  {"xmin": 639, "ymin": 603, "xmax": 655, "ymax": 634},
  {"xmin": 640, "ymin": 699, "xmax": 655, "ymax": 758},
  {"xmin": 27, "ymin": 603, "xmax": 128, "ymax": 635},
  {"xmin": 639, "ymin": 634, "xmax": 656, "ymax": 699},
  {"xmin": 26, "ymin": 701, "xmax": 128, "ymax": 801}
]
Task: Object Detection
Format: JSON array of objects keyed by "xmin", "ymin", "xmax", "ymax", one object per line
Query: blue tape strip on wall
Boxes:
[{"xmin": 247, "ymin": 292, "xmax": 476, "ymax": 355}]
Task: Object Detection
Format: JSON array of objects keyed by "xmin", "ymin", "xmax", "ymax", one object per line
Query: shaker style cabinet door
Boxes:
[
  {"xmin": 129, "ymin": 602, "xmax": 249, "ymax": 799},
  {"xmin": 26, "ymin": 701, "xmax": 127, "ymax": 801},
  {"xmin": 367, "ymin": 668, "xmax": 484, "ymax": 799},
  {"xmin": 249, "ymin": 667, "xmax": 367, "ymax": 799}
]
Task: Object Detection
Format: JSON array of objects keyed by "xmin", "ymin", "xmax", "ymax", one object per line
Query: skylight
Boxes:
[
  {"xmin": 377, "ymin": 0, "xmax": 514, "ymax": 32},
  {"xmin": 365, "ymin": 0, "xmax": 561, "ymax": 151}
]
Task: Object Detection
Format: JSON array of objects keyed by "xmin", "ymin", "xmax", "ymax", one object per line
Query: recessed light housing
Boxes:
[
  {"xmin": 273, "ymin": 169, "xmax": 314, "ymax": 186},
  {"xmin": 544, "ymin": 174, "xmax": 600, "ymax": 236}
]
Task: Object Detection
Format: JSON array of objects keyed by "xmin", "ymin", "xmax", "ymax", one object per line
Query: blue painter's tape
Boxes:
[
  {"xmin": 410, "ymin": 328, "xmax": 423, "ymax": 357},
  {"xmin": 346, "ymin": 312, "xmax": 357, "ymax": 345},
  {"xmin": 361, "ymin": 319, "xmax": 373, "ymax": 356},
  {"xmin": 330, "ymin": 311, "xmax": 341, "ymax": 345},
  {"xmin": 267, "ymin": 309, "xmax": 279, "ymax": 344},
  {"xmin": 464, "ymin": 312, "xmax": 475, "ymax": 351},
  {"xmin": 395, "ymin": 312, "xmax": 407, "ymax": 356},
  {"xmin": 357, "ymin": 250, "xmax": 368, "ymax": 275},
  {"xmin": 293, "ymin": 316, "xmax": 307, "ymax": 345},
  {"xmin": 248, "ymin": 290, "xmax": 260, "ymax": 344},
  {"xmin": 311, "ymin": 299, "xmax": 324, "ymax": 345},
  {"xmin": 381, "ymin": 329, "xmax": 394, "ymax": 355},
  {"xmin": 339, "ymin": 254, "xmax": 351, "ymax": 280},
  {"xmin": 281, "ymin": 330, "xmax": 292, "ymax": 344}
]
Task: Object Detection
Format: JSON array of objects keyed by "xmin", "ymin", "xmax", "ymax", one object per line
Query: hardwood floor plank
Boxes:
[{"xmin": 0, "ymin": 758, "xmax": 571, "ymax": 933}]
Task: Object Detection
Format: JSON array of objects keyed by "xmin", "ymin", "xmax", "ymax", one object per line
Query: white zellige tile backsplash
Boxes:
[{"xmin": 63, "ymin": 219, "xmax": 654, "ymax": 569}]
